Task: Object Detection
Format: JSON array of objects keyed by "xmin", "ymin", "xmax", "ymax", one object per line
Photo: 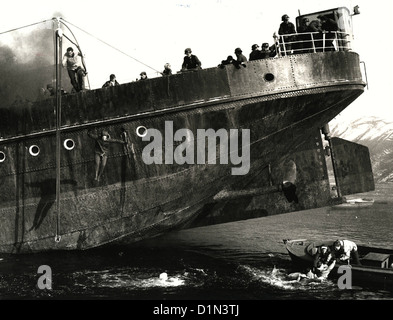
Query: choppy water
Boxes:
[{"xmin": 0, "ymin": 183, "xmax": 392, "ymax": 304}]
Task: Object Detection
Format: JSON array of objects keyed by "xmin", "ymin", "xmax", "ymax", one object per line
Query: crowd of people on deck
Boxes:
[{"xmin": 45, "ymin": 13, "xmax": 339, "ymax": 97}]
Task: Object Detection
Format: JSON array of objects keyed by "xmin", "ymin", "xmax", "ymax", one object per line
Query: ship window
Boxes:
[
  {"xmin": 64, "ymin": 138, "xmax": 75, "ymax": 150},
  {"xmin": 0, "ymin": 151, "xmax": 5, "ymax": 162},
  {"xmin": 29, "ymin": 145, "xmax": 40, "ymax": 157},
  {"xmin": 136, "ymin": 126, "xmax": 148, "ymax": 138},
  {"xmin": 264, "ymin": 73, "xmax": 275, "ymax": 82}
]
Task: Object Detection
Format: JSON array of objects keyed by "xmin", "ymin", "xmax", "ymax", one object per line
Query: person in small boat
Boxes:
[
  {"xmin": 312, "ymin": 244, "xmax": 336, "ymax": 276},
  {"xmin": 313, "ymin": 244, "xmax": 336, "ymax": 270},
  {"xmin": 88, "ymin": 130, "xmax": 126, "ymax": 182},
  {"xmin": 102, "ymin": 74, "xmax": 120, "ymax": 88},
  {"xmin": 314, "ymin": 260, "xmax": 335, "ymax": 279},
  {"xmin": 333, "ymin": 239, "xmax": 361, "ymax": 265},
  {"xmin": 181, "ymin": 48, "xmax": 202, "ymax": 71}
]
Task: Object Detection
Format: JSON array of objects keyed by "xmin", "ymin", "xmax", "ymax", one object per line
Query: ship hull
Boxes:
[{"xmin": 0, "ymin": 52, "xmax": 367, "ymax": 253}]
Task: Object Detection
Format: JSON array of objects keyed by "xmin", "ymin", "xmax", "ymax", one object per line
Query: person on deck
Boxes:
[
  {"xmin": 297, "ymin": 17, "xmax": 312, "ymax": 53},
  {"xmin": 181, "ymin": 48, "xmax": 202, "ymax": 72},
  {"xmin": 161, "ymin": 63, "xmax": 173, "ymax": 76},
  {"xmin": 278, "ymin": 14, "xmax": 296, "ymax": 56},
  {"xmin": 318, "ymin": 15, "xmax": 338, "ymax": 51},
  {"xmin": 218, "ymin": 55, "xmax": 235, "ymax": 69},
  {"xmin": 102, "ymin": 74, "xmax": 120, "ymax": 88},
  {"xmin": 62, "ymin": 47, "xmax": 86, "ymax": 92},
  {"xmin": 260, "ymin": 43, "xmax": 276, "ymax": 59},
  {"xmin": 139, "ymin": 71, "xmax": 148, "ymax": 80},
  {"xmin": 234, "ymin": 48, "xmax": 247, "ymax": 69},
  {"xmin": 249, "ymin": 44, "xmax": 262, "ymax": 61}
]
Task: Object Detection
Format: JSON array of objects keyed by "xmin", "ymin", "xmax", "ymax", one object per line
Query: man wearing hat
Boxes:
[
  {"xmin": 249, "ymin": 44, "xmax": 262, "ymax": 61},
  {"xmin": 333, "ymin": 239, "xmax": 361, "ymax": 265},
  {"xmin": 234, "ymin": 48, "xmax": 247, "ymax": 69},
  {"xmin": 181, "ymin": 48, "xmax": 202, "ymax": 72},
  {"xmin": 278, "ymin": 14, "xmax": 296, "ymax": 56},
  {"xmin": 260, "ymin": 43, "xmax": 276, "ymax": 59}
]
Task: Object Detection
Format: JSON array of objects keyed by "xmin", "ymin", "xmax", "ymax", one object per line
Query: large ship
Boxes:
[{"xmin": 0, "ymin": 6, "xmax": 374, "ymax": 253}]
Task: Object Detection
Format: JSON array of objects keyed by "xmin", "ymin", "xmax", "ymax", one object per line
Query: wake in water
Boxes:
[
  {"xmin": 68, "ymin": 266, "xmax": 215, "ymax": 293},
  {"xmin": 238, "ymin": 264, "xmax": 336, "ymax": 291},
  {"xmin": 81, "ymin": 270, "xmax": 186, "ymax": 289}
]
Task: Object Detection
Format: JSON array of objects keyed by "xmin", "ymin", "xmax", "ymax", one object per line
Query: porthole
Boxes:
[
  {"xmin": 0, "ymin": 151, "xmax": 5, "ymax": 162},
  {"xmin": 264, "ymin": 73, "xmax": 275, "ymax": 82},
  {"xmin": 64, "ymin": 138, "xmax": 75, "ymax": 150},
  {"xmin": 29, "ymin": 145, "xmax": 40, "ymax": 156},
  {"xmin": 136, "ymin": 126, "xmax": 148, "ymax": 138}
]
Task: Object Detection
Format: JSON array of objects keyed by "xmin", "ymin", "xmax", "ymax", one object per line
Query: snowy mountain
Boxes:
[{"xmin": 329, "ymin": 116, "xmax": 393, "ymax": 183}]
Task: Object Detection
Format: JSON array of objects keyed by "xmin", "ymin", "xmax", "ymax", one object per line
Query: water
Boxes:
[{"xmin": 1, "ymin": 183, "xmax": 392, "ymax": 304}]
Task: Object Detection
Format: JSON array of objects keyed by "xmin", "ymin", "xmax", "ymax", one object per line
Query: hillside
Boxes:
[{"xmin": 329, "ymin": 116, "xmax": 393, "ymax": 183}]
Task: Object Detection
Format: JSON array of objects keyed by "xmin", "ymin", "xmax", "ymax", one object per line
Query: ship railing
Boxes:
[{"xmin": 274, "ymin": 31, "xmax": 352, "ymax": 56}]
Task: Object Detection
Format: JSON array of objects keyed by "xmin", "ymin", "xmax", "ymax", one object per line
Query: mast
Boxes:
[{"xmin": 55, "ymin": 19, "xmax": 62, "ymax": 242}]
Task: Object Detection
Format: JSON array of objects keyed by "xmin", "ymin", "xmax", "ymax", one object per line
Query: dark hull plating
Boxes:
[{"xmin": 0, "ymin": 52, "xmax": 367, "ymax": 253}]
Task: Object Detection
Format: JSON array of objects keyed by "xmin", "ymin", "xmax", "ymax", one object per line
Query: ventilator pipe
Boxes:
[
  {"xmin": 321, "ymin": 125, "xmax": 341, "ymax": 198},
  {"xmin": 321, "ymin": 124, "xmax": 331, "ymax": 140}
]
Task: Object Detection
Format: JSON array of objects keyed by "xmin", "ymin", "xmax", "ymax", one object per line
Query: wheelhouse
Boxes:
[{"xmin": 295, "ymin": 7, "xmax": 354, "ymax": 52}]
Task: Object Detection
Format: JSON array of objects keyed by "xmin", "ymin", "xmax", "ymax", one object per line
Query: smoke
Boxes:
[{"xmin": 0, "ymin": 20, "xmax": 68, "ymax": 107}]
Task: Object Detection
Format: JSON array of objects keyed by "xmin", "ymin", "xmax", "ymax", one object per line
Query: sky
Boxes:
[{"xmin": 0, "ymin": 0, "xmax": 392, "ymax": 122}]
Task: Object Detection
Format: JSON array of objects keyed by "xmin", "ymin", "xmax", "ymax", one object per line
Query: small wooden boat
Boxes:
[
  {"xmin": 284, "ymin": 239, "xmax": 393, "ymax": 289},
  {"xmin": 331, "ymin": 197, "xmax": 374, "ymax": 210}
]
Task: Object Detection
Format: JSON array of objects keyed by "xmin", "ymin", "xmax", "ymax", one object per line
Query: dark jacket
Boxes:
[
  {"xmin": 260, "ymin": 49, "xmax": 276, "ymax": 59},
  {"xmin": 249, "ymin": 50, "xmax": 262, "ymax": 61},
  {"xmin": 182, "ymin": 54, "xmax": 202, "ymax": 70},
  {"xmin": 161, "ymin": 68, "xmax": 172, "ymax": 76},
  {"xmin": 102, "ymin": 80, "xmax": 120, "ymax": 88},
  {"xmin": 278, "ymin": 21, "xmax": 296, "ymax": 41},
  {"xmin": 321, "ymin": 18, "xmax": 338, "ymax": 32}
]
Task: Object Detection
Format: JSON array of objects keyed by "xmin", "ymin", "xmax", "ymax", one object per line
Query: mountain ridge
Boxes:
[{"xmin": 329, "ymin": 115, "xmax": 393, "ymax": 183}]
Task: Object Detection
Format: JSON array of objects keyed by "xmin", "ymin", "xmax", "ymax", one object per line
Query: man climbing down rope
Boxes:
[{"xmin": 62, "ymin": 46, "xmax": 86, "ymax": 92}]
